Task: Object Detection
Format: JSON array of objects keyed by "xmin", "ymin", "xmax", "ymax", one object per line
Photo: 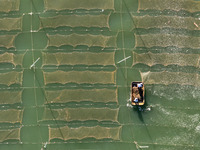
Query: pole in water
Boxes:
[
  {"xmin": 117, "ymin": 56, "xmax": 131, "ymax": 64},
  {"xmin": 134, "ymin": 141, "xmax": 149, "ymax": 149},
  {"xmin": 30, "ymin": 57, "xmax": 40, "ymax": 69},
  {"xmin": 194, "ymin": 22, "xmax": 199, "ymax": 28}
]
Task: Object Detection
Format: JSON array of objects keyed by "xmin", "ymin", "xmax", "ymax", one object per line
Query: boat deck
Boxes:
[{"xmin": 131, "ymin": 82, "xmax": 145, "ymax": 106}]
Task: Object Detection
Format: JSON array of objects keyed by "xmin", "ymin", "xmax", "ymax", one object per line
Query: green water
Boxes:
[{"xmin": 0, "ymin": 0, "xmax": 199, "ymax": 149}]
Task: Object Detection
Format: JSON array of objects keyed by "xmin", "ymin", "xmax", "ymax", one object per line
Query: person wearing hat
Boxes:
[
  {"xmin": 138, "ymin": 83, "xmax": 143, "ymax": 88},
  {"xmin": 134, "ymin": 98, "xmax": 139, "ymax": 103}
]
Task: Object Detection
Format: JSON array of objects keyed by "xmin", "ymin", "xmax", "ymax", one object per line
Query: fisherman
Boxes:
[
  {"xmin": 137, "ymin": 83, "xmax": 143, "ymax": 88},
  {"xmin": 134, "ymin": 98, "xmax": 139, "ymax": 103}
]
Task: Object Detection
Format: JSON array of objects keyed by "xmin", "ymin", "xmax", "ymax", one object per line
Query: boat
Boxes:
[{"xmin": 131, "ymin": 81, "xmax": 145, "ymax": 106}]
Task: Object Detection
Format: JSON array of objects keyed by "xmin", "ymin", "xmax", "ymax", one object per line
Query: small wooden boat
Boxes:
[{"xmin": 131, "ymin": 81, "xmax": 145, "ymax": 106}]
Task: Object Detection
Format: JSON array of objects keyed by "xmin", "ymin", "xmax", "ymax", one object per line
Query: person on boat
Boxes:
[
  {"xmin": 137, "ymin": 83, "xmax": 143, "ymax": 88},
  {"xmin": 134, "ymin": 98, "xmax": 139, "ymax": 103}
]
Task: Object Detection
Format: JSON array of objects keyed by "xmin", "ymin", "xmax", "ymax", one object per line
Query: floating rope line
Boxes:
[
  {"xmin": 34, "ymin": 70, "xmax": 65, "ymax": 140},
  {"xmin": 30, "ymin": 0, "xmax": 65, "ymax": 141}
]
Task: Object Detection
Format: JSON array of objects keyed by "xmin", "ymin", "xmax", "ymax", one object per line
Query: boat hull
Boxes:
[{"xmin": 131, "ymin": 81, "xmax": 145, "ymax": 106}]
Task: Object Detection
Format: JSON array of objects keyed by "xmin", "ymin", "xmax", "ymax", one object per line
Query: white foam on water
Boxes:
[
  {"xmin": 145, "ymin": 107, "xmax": 151, "ymax": 111},
  {"xmin": 126, "ymin": 103, "xmax": 133, "ymax": 108},
  {"xmin": 149, "ymin": 85, "xmax": 200, "ymax": 101},
  {"xmin": 195, "ymin": 125, "xmax": 200, "ymax": 133},
  {"xmin": 155, "ymin": 105, "xmax": 196, "ymax": 129},
  {"xmin": 159, "ymin": 107, "xmax": 171, "ymax": 115},
  {"xmin": 189, "ymin": 114, "xmax": 199, "ymax": 123},
  {"xmin": 155, "ymin": 131, "xmax": 193, "ymax": 146}
]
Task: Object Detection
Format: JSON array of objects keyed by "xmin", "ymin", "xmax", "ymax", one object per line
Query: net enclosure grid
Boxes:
[{"xmin": 0, "ymin": 0, "xmax": 199, "ymax": 150}]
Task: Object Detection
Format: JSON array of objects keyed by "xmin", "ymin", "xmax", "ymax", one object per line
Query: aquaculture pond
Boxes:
[{"xmin": 0, "ymin": 0, "xmax": 200, "ymax": 150}]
